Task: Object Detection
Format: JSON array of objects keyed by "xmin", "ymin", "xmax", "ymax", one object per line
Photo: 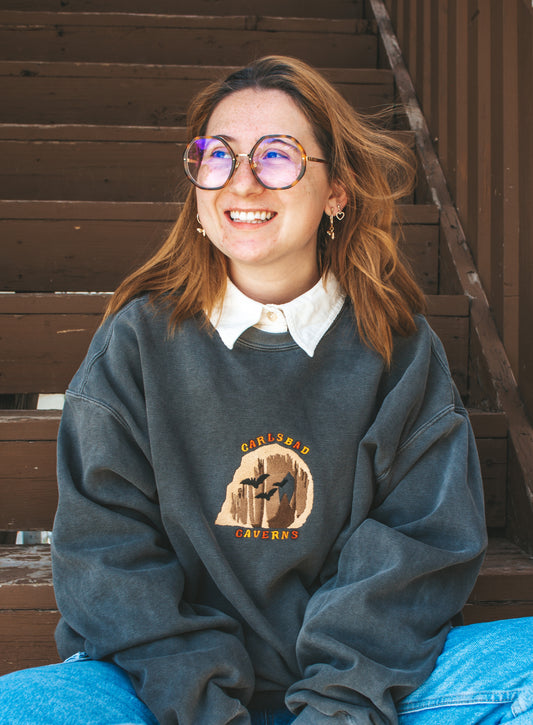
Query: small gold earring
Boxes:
[
  {"xmin": 326, "ymin": 211, "xmax": 335, "ymax": 240},
  {"xmin": 336, "ymin": 205, "xmax": 345, "ymax": 221},
  {"xmin": 196, "ymin": 214, "xmax": 206, "ymax": 237}
]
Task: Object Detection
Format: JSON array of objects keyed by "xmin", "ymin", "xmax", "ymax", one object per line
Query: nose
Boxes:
[{"xmin": 230, "ymin": 153, "xmax": 262, "ymax": 192}]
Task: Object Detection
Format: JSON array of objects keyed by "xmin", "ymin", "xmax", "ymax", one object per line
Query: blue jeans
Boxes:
[{"xmin": 0, "ymin": 618, "xmax": 531, "ymax": 724}]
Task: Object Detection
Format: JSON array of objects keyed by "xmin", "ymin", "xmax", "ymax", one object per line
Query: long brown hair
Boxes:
[{"xmin": 105, "ymin": 55, "xmax": 425, "ymax": 364}]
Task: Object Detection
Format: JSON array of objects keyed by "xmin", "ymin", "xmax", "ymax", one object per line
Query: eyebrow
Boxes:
[{"xmin": 214, "ymin": 134, "xmax": 299, "ymax": 148}]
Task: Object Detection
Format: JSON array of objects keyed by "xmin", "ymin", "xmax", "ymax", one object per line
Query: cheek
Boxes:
[{"xmin": 196, "ymin": 193, "xmax": 223, "ymax": 234}]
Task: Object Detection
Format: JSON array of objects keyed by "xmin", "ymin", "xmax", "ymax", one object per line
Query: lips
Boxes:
[{"xmin": 228, "ymin": 210, "xmax": 276, "ymax": 223}]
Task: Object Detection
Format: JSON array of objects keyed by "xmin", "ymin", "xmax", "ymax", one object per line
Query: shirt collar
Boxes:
[{"xmin": 209, "ymin": 274, "xmax": 346, "ymax": 357}]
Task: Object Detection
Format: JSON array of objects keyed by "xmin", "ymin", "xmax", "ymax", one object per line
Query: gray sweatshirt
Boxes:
[{"xmin": 52, "ymin": 295, "xmax": 487, "ymax": 725}]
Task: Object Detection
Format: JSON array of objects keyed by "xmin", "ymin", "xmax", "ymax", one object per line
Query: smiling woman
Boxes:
[{"xmin": 1, "ymin": 55, "xmax": 531, "ymax": 725}]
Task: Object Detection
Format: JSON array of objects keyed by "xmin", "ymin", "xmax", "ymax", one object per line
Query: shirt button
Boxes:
[{"xmin": 267, "ymin": 311, "xmax": 278, "ymax": 321}]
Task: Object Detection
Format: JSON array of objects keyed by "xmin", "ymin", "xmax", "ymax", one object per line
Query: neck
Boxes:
[{"xmin": 229, "ymin": 262, "xmax": 320, "ymax": 304}]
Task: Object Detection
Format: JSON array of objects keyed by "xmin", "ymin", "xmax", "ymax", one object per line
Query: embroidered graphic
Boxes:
[{"xmin": 215, "ymin": 443, "xmax": 313, "ymax": 530}]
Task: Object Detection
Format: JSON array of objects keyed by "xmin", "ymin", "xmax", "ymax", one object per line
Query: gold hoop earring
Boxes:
[
  {"xmin": 196, "ymin": 214, "xmax": 206, "ymax": 237},
  {"xmin": 326, "ymin": 212, "xmax": 335, "ymax": 240}
]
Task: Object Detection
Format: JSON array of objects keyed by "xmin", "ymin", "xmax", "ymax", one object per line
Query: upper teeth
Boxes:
[{"xmin": 230, "ymin": 210, "xmax": 274, "ymax": 222}]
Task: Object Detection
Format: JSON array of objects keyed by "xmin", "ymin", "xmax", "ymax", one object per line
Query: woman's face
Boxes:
[{"xmin": 195, "ymin": 88, "xmax": 343, "ymax": 303}]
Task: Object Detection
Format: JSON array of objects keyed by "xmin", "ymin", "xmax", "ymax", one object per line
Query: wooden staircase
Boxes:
[{"xmin": 1, "ymin": 0, "xmax": 532, "ymax": 676}]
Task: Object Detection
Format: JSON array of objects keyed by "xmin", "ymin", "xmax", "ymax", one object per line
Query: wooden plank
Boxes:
[
  {"xmin": 0, "ymin": 219, "xmax": 173, "ymax": 290},
  {"xmin": 517, "ymin": 0, "xmax": 533, "ymax": 427},
  {"xmin": 463, "ymin": 602, "xmax": 533, "ymax": 624},
  {"xmin": 0, "ymin": 293, "xmax": 109, "ymax": 315},
  {"xmin": 0, "ymin": 12, "xmax": 374, "ymax": 34},
  {"xmin": 426, "ymin": 311, "xmax": 469, "ymax": 397},
  {"xmin": 470, "ymin": 537, "xmax": 533, "ymax": 602},
  {"xmin": 0, "ymin": 0, "xmax": 365, "ymax": 18},
  {"xmin": 0, "ymin": 63, "xmax": 395, "ymax": 125},
  {"xmin": 0, "ymin": 470, "xmax": 58, "ymax": 531},
  {"xmin": 0, "ymin": 311, "xmax": 104, "ymax": 394},
  {"xmin": 426, "ymin": 294, "xmax": 469, "ymax": 316},
  {"xmin": 0, "ymin": 20, "xmax": 378, "ymax": 69},
  {"xmin": 454, "ymin": 0, "xmax": 469, "ymax": 230},
  {"xmin": 473, "ymin": 0, "xmax": 493, "ymax": 290},
  {"xmin": 500, "ymin": 0, "xmax": 520, "ymax": 375},
  {"xmin": 0, "ymin": 199, "xmax": 179, "ymax": 220},
  {"xmin": 0, "ymin": 123, "xmax": 188, "ymax": 142},
  {"xmin": 0, "ymin": 410, "xmax": 61, "ymax": 440},
  {"xmin": 399, "ymin": 223, "xmax": 439, "ymax": 293},
  {"xmin": 468, "ymin": 410, "xmax": 507, "ymax": 438},
  {"xmin": 0, "ymin": 610, "xmax": 59, "ymax": 676},
  {"xmin": 476, "ymin": 438, "xmax": 507, "ymax": 528},
  {"xmin": 0, "ymin": 546, "xmax": 55, "ymax": 608}
]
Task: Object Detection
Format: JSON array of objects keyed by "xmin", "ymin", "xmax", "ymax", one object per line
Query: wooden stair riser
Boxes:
[
  {"xmin": 0, "ymin": 15, "xmax": 377, "ymax": 68},
  {"xmin": 0, "ymin": 1, "xmax": 365, "ymax": 19},
  {"xmin": 0, "ymin": 63, "xmax": 395, "ymax": 126}
]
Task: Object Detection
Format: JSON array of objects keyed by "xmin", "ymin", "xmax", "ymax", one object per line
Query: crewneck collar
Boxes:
[{"xmin": 209, "ymin": 274, "xmax": 346, "ymax": 357}]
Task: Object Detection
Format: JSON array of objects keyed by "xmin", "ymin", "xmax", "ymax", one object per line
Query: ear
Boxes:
[{"xmin": 324, "ymin": 181, "xmax": 348, "ymax": 216}]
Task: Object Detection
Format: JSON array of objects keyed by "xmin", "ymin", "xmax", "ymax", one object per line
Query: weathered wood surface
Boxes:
[
  {"xmin": 0, "ymin": 13, "xmax": 378, "ymax": 68},
  {"xmin": 0, "ymin": 610, "xmax": 60, "ymax": 675},
  {"xmin": 0, "ymin": 62, "xmax": 395, "ymax": 126},
  {"xmin": 2, "ymin": 537, "xmax": 531, "ymax": 675},
  {"xmin": 0, "ymin": 0, "xmax": 366, "ymax": 15}
]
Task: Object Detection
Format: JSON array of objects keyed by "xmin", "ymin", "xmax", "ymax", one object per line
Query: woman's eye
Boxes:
[
  {"xmin": 209, "ymin": 148, "xmax": 231, "ymax": 159},
  {"xmin": 261, "ymin": 148, "xmax": 290, "ymax": 161}
]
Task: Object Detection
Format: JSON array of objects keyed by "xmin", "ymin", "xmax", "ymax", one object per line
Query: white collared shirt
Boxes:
[{"xmin": 209, "ymin": 274, "xmax": 346, "ymax": 357}]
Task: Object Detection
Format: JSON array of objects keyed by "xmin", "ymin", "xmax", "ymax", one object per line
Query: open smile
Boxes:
[{"xmin": 227, "ymin": 210, "xmax": 276, "ymax": 224}]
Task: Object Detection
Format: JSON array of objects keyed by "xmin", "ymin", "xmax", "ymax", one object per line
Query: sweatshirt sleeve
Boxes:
[
  {"xmin": 52, "ymin": 389, "xmax": 254, "ymax": 725},
  {"xmin": 285, "ymin": 324, "xmax": 488, "ymax": 725}
]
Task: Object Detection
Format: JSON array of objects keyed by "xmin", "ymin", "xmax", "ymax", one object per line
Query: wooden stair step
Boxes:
[
  {"xmin": 0, "ymin": 12, "xmax": 378, "ymax": 68},
  {"xmin": 2, "ymin": 535, "xmax": 530, "ymax": 675},
  {"xmin": 0, "ymin": 200, "xmax": 438, "ymax": 295},
  {"xmin": 0, "ymin": 62, "xmax": 395, "ymax": 126},
  {"xmin": 3, "ymin": 538, "xmax": 528, "ymax": 611},
  {"xmin": 0, "ymin": 0, "xmax": 366, "ymax": 19}
]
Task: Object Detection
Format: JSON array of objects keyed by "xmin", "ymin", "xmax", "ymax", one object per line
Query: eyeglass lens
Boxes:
[{"xmin": 184, "ymin": 135, "xmax": 306, "ymax": 190}]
